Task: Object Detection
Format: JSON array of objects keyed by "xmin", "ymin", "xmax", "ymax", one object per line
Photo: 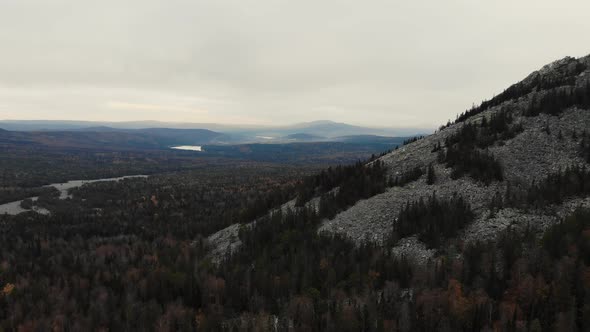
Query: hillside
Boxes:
[
  {"xmin": 319, "ymin": 55, "xmax": 590, "ymax": 248},
  {"xmin": 210, "ymin": 54, "xmax": 590, "ymax": 254},
  {"xmin": 202, "ymin": 54, "xmax": 590, "ymax": 329}
]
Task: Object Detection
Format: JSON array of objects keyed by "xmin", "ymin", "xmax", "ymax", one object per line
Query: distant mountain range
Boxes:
[
  {"xmin": 0, "ymin": 121, "xmax": 419, "ymax": 151},
  {"xmin": 240, "ymin": 120, "xmax": 418, "ymax": 138},
  {"xmin": 0, "ymin": 119, "xmax": 431, "ymax": 140}
]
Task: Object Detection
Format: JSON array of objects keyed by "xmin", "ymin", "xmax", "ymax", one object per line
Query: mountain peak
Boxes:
[
  {"xmin": 314, "ymin": 53, "xmax": 590, "ymax": 246},
  {"xmin": 453, "ymin": 53, "xmax": 590, "ymax": 124},
  {"xmin": 521, "ymin": 55, "xmax": 586, "ymax": 83}
]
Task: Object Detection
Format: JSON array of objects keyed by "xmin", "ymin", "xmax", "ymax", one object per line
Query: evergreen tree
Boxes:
[
  {"xmin": 392, "ymin": 193, "xmax": 474, "ymax": 247},
  {"xmin": 426, "ymin": 163, "xmax": 436, "ymax": 185}
]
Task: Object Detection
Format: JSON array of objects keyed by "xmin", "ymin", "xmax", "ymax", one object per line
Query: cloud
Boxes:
[
  {"xmin": 0, "ymin": 0, "xmax": 589, "ymax": 127},
  {"xmin": 105, "ymin": 102, "xmax": 207, "ymax": 114}
]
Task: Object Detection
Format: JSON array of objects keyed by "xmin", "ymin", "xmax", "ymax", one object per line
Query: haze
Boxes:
[{"xmin": 1, "ymin": 0, "xmax": 589, "ymax": 128}]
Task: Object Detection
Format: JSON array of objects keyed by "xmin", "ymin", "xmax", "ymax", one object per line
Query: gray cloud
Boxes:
[{"xmin": 1, "ymin": 0, "xmax": 589, "ymax": 127}]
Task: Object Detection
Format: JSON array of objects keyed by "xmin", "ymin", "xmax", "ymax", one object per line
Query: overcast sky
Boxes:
[{"xmin": 0, "ymin": 0, "xmax": 588, "ymax": 128}]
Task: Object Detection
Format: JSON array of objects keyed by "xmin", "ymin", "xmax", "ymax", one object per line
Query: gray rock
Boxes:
[{"xmin": 209, "ymin": 54, "xmax": 590, "ymax": 264}]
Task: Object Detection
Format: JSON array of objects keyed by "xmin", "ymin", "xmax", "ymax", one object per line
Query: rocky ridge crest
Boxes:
[{"xmin": 208, "ymin": 54, "xmax": 590, "ymax": 263}]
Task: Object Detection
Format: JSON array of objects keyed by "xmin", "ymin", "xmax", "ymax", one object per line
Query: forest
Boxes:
[
  {"xmin": 438, "ymin": 112, "xmax": 516, "ymax": 184},
  {"xmin": 499, "ymin": 164, "xmax": 590, "ymax": 210},
  {"xmin": 524, "ymin": 82, "xmax": 590, "ymax": 117},
  {"xmin": 582, "ymin": 135, "xmax": 590, "ymax": 163},
  {"xmin": 392, "ymin": 193, "xmax": 474, "ymax": 248},
  {"xmin": 0, "ymin": 140, "xmax": 397, "ymax": 188},
  {"xmin": 2, "ymin": 140, "xmax": 590, "ymax": 330}
]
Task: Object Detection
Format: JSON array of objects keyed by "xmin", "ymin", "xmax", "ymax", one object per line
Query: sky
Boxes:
[{"xmin": 0, "ymin": 0, "xmax": 589, "ymax": 128}]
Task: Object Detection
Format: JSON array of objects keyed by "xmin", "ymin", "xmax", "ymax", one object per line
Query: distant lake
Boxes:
[{"xmin": 171, "ymin": 145, "xmax": 203, "ymax": 151}]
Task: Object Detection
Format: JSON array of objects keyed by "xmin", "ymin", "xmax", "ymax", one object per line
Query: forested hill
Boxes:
[
  {"xmin": 0, "ymin": 127, "xmax": 224, "ymax": 150},
  {"xmin": 318, "ymin": 54, "xmax": 590, "ymax": 244},
  {"xmin": 205, "ymin": 54, "xmax": 590, "ymax": 330}
]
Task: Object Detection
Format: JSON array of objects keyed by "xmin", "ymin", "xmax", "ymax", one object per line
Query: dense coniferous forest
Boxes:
[
  {"xmin": 524, "ymin": 82, "xmax": 590, "ymax": 117},
  {"xmin": 223, "ymin": 189, "xmax": 590, "ymax": 331},
  {"xmin": 392, "ymin": 193, "xmax": 474, "ymax": 247},
  {"xmin": 499, "ymin": 165, "xmax": 590, "ymax": 209},
  {"xmin": 443, "ymin": 146, "xmax": 503, "ymax": 184},
  {"xmin": 313, "ymin": 161, "xmax": 388, "ymax": 219},
  {"xmin": 0, "ymin": 141, "xmax": 396, "ymax": 188},
  {"xmin": 3, "ymin": 201, "xmax": 590, "ymax": 330},
  {"xmin": 3, "ymin": 139, "xmax": 590, "ymax": 330},
  {"xmin": 295, "ymin": 160, "xmax": 387, "ymax": 207},
  {"xmin": 582, "ymin": 134, "xmax": 590, "ymax": 163}
]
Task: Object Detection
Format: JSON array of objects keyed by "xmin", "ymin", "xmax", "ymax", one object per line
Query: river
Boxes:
[{"xmin": 0, "ymin": 175, "xmax": 148, "ymax": 215}]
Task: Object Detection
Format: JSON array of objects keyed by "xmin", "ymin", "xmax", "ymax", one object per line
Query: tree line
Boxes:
[
  {"xmin": 295, "ymin": 160, "xmax": 388, "ymax": 208},
  {"xmin": 454, "ymin": 60, "xmax": 587, "ymax": 124},
  {"xmin": 525, "ymin": 81, "xmax": 590, "ymax": 117},
  {"xmin": 498, "ymin": 164, "xmax": 590, "ymax": 210}
]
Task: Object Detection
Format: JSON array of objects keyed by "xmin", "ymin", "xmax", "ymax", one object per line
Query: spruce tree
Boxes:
[{"xmin": 426, "ymin": 163, "xmax": 436, "ymax": 185}]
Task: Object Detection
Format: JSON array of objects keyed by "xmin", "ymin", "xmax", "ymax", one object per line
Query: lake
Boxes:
[{"xmin": 171, "ymin": 145, "xmax": 203, "ymax": 151}]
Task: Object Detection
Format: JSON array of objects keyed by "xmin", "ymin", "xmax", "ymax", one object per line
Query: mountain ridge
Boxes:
[
  {"xmin": 208, "ymin": 53, "xmax": 590, "ymax": 264},
  {"xmin": 0, "ymin": 119, "xmax": 431, "ymax": 139},
  {"xmin": 321, "ymin": 54, "xmax": 590, "ymax": 248}
]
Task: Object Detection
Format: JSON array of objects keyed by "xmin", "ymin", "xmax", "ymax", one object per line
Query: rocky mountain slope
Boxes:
[{"xmin": 208, "ymin": 54, "xmax": 590, "ymax": 262}]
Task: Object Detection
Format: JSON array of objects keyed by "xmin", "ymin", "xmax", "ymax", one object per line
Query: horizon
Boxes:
[
  {"xmin": 2, "ymin": 52, "xmax": 587, "ymax": 130},
  {"xmin": 0, "ymin": 118, "xmax": 435, "ymax": 131}
]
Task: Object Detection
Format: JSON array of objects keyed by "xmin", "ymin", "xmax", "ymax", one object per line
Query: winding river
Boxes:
[{"xmin": 0, "ymin": 175, "xmax": 148, "ymax": 215}]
